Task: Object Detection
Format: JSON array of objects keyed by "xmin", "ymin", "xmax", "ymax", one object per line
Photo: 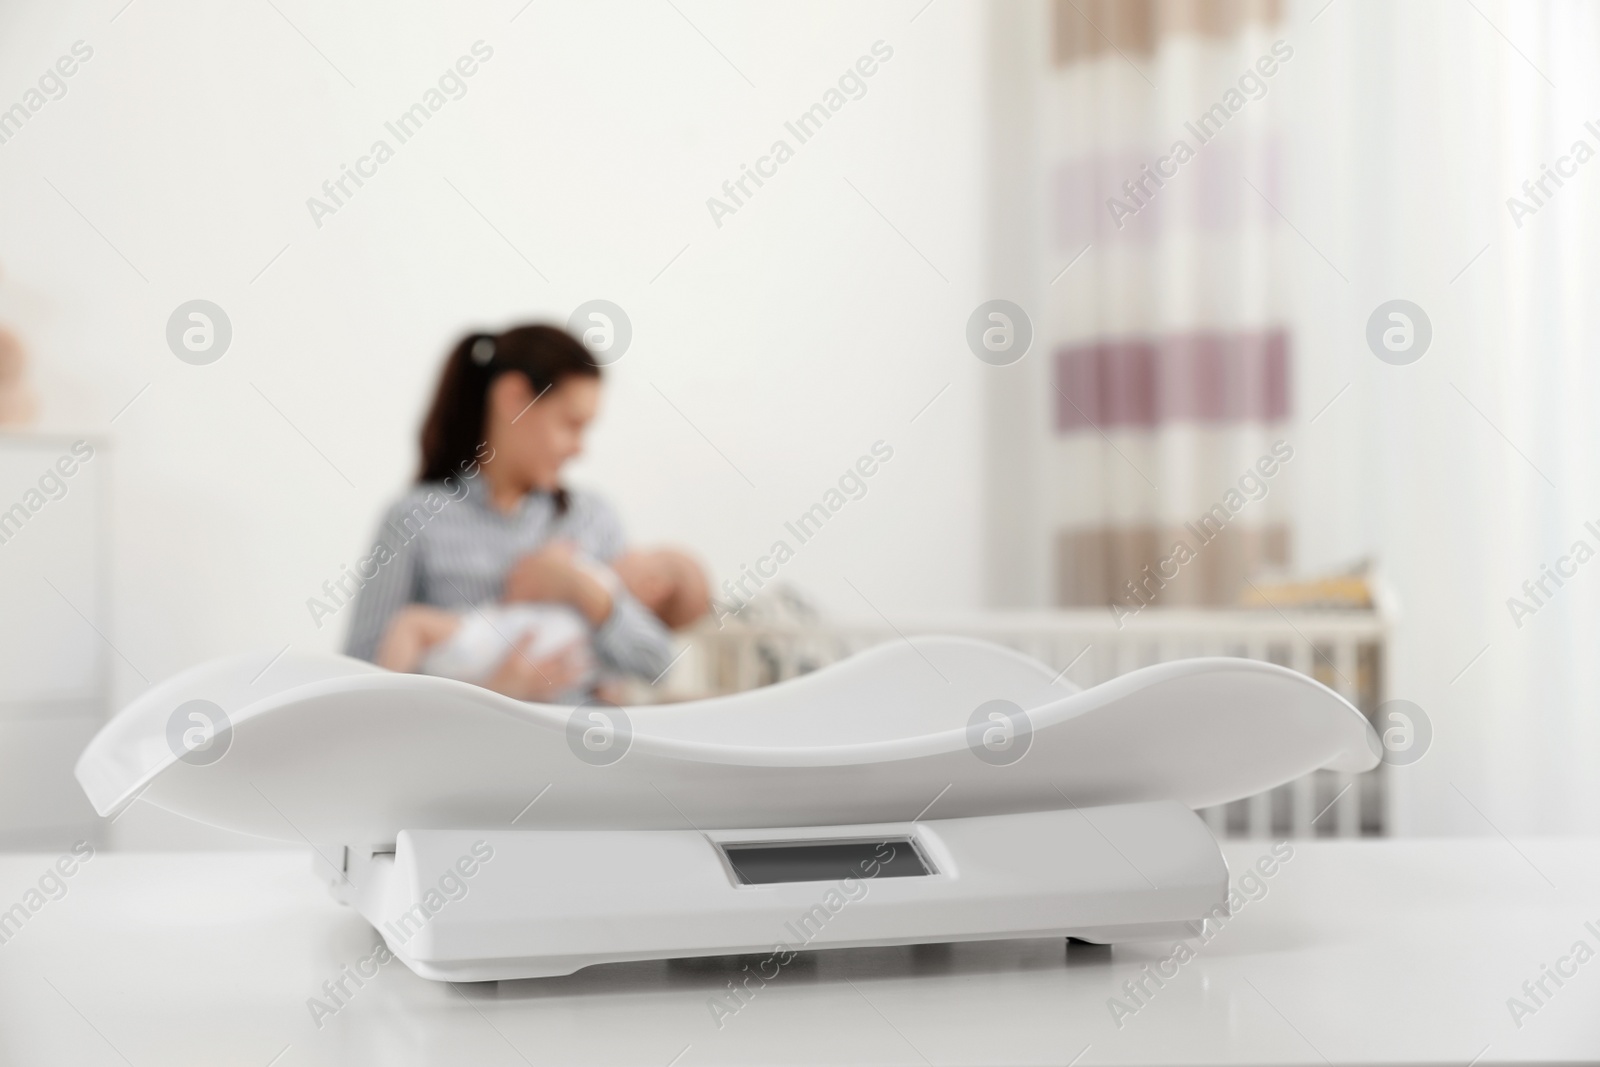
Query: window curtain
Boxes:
[{"xmin": 1045, "ymin": 0, "xmax": 1295, "ymax": 611}]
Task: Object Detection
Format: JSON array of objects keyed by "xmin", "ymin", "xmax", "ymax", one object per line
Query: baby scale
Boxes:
[{"xmin": 76, "ymin": 637, "xmax": 1377, "ymax": 981}]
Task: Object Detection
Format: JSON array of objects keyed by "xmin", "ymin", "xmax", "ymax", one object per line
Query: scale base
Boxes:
[{"xmin": 333, "ymin": 801, "xmax": 1229, "ymax": 982}]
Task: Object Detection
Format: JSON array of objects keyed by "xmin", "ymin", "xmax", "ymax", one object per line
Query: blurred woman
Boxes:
[{"xmin": 344, "ymin": 325, "xmax": 674, "ymax": 700}]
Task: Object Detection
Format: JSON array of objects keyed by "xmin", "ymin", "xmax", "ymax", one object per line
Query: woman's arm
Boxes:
[
  {"xmin": 503, "ymin": 542, "xmax": 675, "ymax": 682},
  {"xmin": 589, "ymin": 592, "xmax": 675, "ymax": 682},
  {"xmin": 579, "ymin": 496, "xmax": 676, "ymax": 682},
  {"xmin": 343, "ymin": 500, "xmax": 423, "ymax": 662},
  {"xmin": 503, "ymin": 494, "xmax": 676, "ymax": 683},
  {"xmin": 503, "ymin": 542, "xmax": 614, "ymax": 624}
]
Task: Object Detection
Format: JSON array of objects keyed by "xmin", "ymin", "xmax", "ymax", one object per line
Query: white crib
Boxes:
[{"xmin": 663, "ymin": 607, "xmax": 1389, "ymax": 840}]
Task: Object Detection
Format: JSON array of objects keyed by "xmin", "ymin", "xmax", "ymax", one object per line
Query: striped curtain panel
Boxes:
[{"xmin": 1045, "ymin": 0, "xmax": 1293, "ymax": 612}]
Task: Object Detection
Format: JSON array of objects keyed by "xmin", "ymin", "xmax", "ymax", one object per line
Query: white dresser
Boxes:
[{"xmin": 0, "ymin": 430, "xmax": 106, "ymax": 847}]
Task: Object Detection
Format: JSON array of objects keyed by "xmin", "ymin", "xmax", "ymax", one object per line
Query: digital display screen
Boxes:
[{"xmin": 721, "ymin": 838, "xmax": 930, "ymax": 885}]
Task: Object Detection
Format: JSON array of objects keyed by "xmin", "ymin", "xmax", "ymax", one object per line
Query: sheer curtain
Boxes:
[{"xmin": 1287, "ymin": 0, "xmax": 1600, "ymax": 834}]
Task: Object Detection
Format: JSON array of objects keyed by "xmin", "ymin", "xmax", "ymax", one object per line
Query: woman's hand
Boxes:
[
  {"xmin": 503, "ymin": 541, "xmax": 613, "ymax": 626},
  {"xmin": 503, "ymin": 542, "xmax": 578, "ymax": 601},
  {"xmin": 482, "ymin": 637, "xmax": 590, "ymax": 702}
]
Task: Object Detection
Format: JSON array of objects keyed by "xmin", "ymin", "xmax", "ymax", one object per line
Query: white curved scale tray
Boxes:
[{"xmin": 76, "ymin": 637, "xmax": 1378, "ymax": 848}]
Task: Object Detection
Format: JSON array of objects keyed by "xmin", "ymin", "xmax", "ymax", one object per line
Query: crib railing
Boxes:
[{"xmin": 663, "ymin": 607, "xmax": 1389, "ymax": 840}]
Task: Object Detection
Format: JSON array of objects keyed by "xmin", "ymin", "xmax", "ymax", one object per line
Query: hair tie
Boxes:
[{"xmin": 469, "ymin": 336, "xmax": 496, "ymax": 366}]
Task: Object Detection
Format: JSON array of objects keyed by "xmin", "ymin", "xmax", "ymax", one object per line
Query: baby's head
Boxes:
[{"xmin": 612, "ymin": 548, "xmax": 710, "ymax": 630}]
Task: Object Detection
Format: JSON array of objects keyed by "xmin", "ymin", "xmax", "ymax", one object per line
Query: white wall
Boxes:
[{"xmin": 0, "ymin": 0, "xmax": 988, "ymax": 724}]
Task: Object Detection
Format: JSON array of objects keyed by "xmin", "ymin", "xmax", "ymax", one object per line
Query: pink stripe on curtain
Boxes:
[
  {"xmin": 1052, "ymin": 136, "xmax": 1283, "ymax": 250},
  {"xmin": 1054, "ymin": 329, "xmax": 1289, "ymax": 432}
]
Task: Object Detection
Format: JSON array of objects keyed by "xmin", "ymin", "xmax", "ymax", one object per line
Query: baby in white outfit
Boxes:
[
  {"xmin": 419, "ymin": 601, "xmax": 596, "ymax": 688},
  {"xmin": 375, "ymin": 548, "xmax": 707, "ymax": 696}
]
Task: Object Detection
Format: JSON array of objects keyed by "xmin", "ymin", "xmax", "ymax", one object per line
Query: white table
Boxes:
[{"xmin": 0, "ymin": 840, "xmax": 1596, "ymax": 1066}]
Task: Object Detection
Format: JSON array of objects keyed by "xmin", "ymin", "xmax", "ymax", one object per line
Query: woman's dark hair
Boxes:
[{"xmin": 418, "ymin": 324, "xmax": 601, "ymax": 495}]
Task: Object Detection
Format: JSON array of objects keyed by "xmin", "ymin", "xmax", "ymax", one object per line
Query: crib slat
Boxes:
[
  {"xmin": 1239, "ymin": 637, "xmax": 1274, "ymax": 838},
  {"xmin": 1289, "ymin": 640, "xmax": 1318, "ymax": 838},
  {"xmin": 1330, "ymin": 638, "xmax": 1362, "ymax": 838},
  {"xmin": 737, "ymin": 634, "xmax": 761, "ymax": 693},
  {"xmin": 1246, "ymin": 791, "xmax": 1272, "ymax": 839}
]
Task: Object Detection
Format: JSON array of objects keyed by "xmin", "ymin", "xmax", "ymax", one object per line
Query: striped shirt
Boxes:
[{"xmin": 342, "ymin": 476, "xmax": 673, "ymax": 682}]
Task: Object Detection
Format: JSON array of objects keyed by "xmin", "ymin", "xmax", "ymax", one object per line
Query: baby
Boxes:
[{"xmin": 375, "ymin": 548, "xmax": 708, "ymax": 696}]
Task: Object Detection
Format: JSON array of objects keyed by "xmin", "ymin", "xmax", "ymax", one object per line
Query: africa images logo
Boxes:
[{"xmin": 165, "ymin": 699, "xmax": 232, "ymax": 766}]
